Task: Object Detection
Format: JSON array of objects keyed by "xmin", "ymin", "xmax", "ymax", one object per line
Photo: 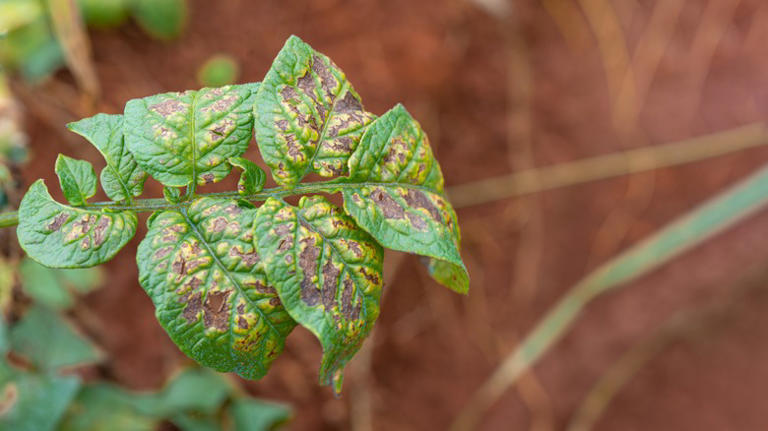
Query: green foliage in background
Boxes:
[
  {"xmin": 197, "ymin": 54, "xmax": 239, "ymax": 88},
  {"xmin": 0, "ymin": 0, "xmax": 188, "ymax": 83},
  {"xmin": 12, "ymin": 35, "xmax": 469, "ymax": 394}
]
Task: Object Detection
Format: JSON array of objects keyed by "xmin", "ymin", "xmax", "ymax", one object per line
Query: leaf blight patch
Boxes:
[{"xmin": 254, "ymin": 196, "xmax": 383, "ymax": 392}]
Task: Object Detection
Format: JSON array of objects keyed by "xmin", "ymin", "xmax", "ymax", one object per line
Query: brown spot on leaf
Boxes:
[
  {"xmin": 202, "ymin": 173, "xmax": 215, "ymax": 185},
  {"xmin": 203, "ymin": 290, "xmax": 231, "ymax": 331},
  {"xmin": 182, "ymin": 292, "xmax": 202, "ymax": 323},
  {"xmin": 276, "ymin": 120, "xmax": 290, "ymax": 131},
  {"xmin": 403, "ymin": 189, "xmax": 441, "ymax": 222},
  {"xmin": 238, "ymin": 316, "xmax": 248, "ymax": 329},
  {"xmin": 269, "ymin": 297, "xmax": 282, "ymax": 307},
  {"xmin": 406, "ymin": 212, "xmax": 427, "ymax": 231},
  {"xmin": 321, "ymin": 261, "xmax": 340, "ymax": 308},
  {"xmin": 229, "ymin": 247, "xmax": 259, "ymax": 266},
  {"xmin": 346, "ymin": 240, "xmax": 363, "ymax": 258},
  {"xmin": 47, "ymin": 213, "xmax": 68, "ymax": 231},
  {"xmin": 312, "ymin": 54, "xmax": 337, "ymax": 95},
  {"xmin": 154, "ymin": 246, "xmax": 174, "ymax": 260},
  {"xmin": 334, "ymin": 91, "xmax": 363, "ymax": 113},
  {"xmin": 371, "ymin": 188, "xmax": 404, "ymax": 219},
  {"xmin": 151, "ymin": 99, "xmax": 187, "ymax": 117},
  {"xmin": 210, "ymin": 94, "xmax": 238, "ymax": 112},
  {"xmin": 360, "ymin": 268, "xmax": 380, "ymax": 285},
  {"xmin": 172, "ymin": 257, "xmax": 186, "ymax": 275},
  {"xmin": 341, "ymin": 277, "xmax": 360, "ymax": 320},
  {"xmin": 211, "ymin": 217, "xmax": 228, "ymax": 232},
  {"xmin": 299, "ymin": 237, "xmax": 321, "ymax": 306},
  {"xmin": 225, "ymin": 204, "xmax": 242, "ymax": 215},
  {"xmin": 93, "ymin": 217, "xmax": 110, "ymax": 246},
  {"xmin": 245, "ymin": 281, "xmax": 276, "ymax": 295}
]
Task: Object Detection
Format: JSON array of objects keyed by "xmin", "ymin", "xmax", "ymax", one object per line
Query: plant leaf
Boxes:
[
  {"xmin": 59, "ymin": 384, "xmax": 158, "ymax": 431},
  {"xmin": 0, "ymin": 369, "xmax": 80, "ymax": 431},
  {"xmin": 17, "ymin": 180, "xmax": 138, "ymax": 268},
  {"xmin": 228, "ymin": 157, "xmax": 265, "ymax": 195},
  {"xmin": 231, "ymin": 397, "xmax": 292, "ymax": 431},
  {"xmin": 18, "ymin": 258, "xmax": 103, "ymax": 309},
  {"xmin": 124, "ymin": 84, "xmax": 257, "ymax": 188},
  {"xmin": 342, "ymin": 104, "xmax": 468, "ymax": 293},
  {"xmin": 136, "ymin": 198, "xmax": 296, "ymax": 379},
  {"xmin": 9, "ymin": 305, "xmax": 101, "ymax": 371},
  {"xmin": 55, "ymin": 154, "xmax": 97, "ymax": 206},
  {"xmin": 67, "ymin": 113, "xmax": 148, "ymax": 202},
  {"xmin": 254, "ymin": 196, "xmax": 383, "ymax": 392},
  {"xmin": 254, "ymin": 35, "xmax": 375, "ymax": 186}
]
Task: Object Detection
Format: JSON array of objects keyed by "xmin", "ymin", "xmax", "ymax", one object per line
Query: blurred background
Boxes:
[{"xmin": 3, "ymin": 0, "xmax": 768, "ymax": 430}]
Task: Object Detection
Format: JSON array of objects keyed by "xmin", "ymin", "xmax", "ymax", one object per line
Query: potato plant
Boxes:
[{"xmin": 7, "ymin": 35, "xmax": 469, "ymax": 393}]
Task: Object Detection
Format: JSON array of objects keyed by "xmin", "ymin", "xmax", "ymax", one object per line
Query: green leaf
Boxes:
[
  {"xmin": 197, "ymin": 54, "xmax": 239, "ymax": 88},
  {"xmin": 55, "ymin": 154, "xmax": 97, "ymax": 206},
  {"xmin": 9, "ymin": 305, "xmax": 101, "ymax": 371},
  {"xmin": 17, "ymin": 180, "xmax": 138, "ymax": 268},
  {"xmin": 0, "ymin": 370, "xmax": 80, "ymax": 431},
  {"xmin": 124, "ymin": 84, "xmax": 258, "ymax": 188},
  {"xmin": 130, "ymin": 0, "xmax": 187, "ymax": 40},
  {"xmin": 76, "ymin": 0, "xmax": 129, "ymax": 29},
  {"xmin": 254, "ymin": 35, "xmax": 375, "ymax": 186},
  {"xmin": 254, "ymin": 196, "xmax": 383, "ymax": 392},
  {"xmin": 19, "ymin": 258, "xmax": 71, "ymax": 309},
  {"xmin": 163, "ymin": 186, "xmax": 183, "ymax": 203},
  {"xmin": 144, "ymin": 368, "xmax": 231, "ymax": 416},
  {"xmin": 136, "ymin": 198, "xmax": 296, "ymax": 380},
  {"xmin": 59, "ymin": 384, "xmax": 157, "ymax": 431},
  {"xmin": 342, "ymin": 104, "xmax": 468, "ymax": 293},
  {"xmin": 67, "ymin": 114, "xmax": 148, "ymax": 203},
  {"xmin": 229, "ymin": 156, "xmax": 265, "ymax": 195},
  {"xmin": 231, "ymin": 397, "xmax": 292, "ymax": 431},
  {"xmin": 18, "ymin": 258, "xmax": 103, "ymax": 309}
]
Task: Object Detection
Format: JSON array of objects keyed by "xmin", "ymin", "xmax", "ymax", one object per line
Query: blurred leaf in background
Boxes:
[
  {"xmin": 18, "ymin": 258, "xmax": 102, "ymax": 309},
  {"xmin": 197, "ymin": 54, "xmax": 239, "ymax": 87},
  {"xmin": 131, "ymin": 0, "xmax": 187, "ymax": 40}
]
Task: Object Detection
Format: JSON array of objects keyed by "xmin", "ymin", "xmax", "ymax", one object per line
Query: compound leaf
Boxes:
[
  {"xmin": 254, "ymin": 196, "xmax": 383, "ymax": 392},
  {"xmin": 342, "ymin": 104, "xmax": 468, "ymax": 293},
  {"xmin": 67, "ymin": 113, "xmax": 148, "ymax": 202},
  {"xmin": 124, "ymin": 83, "xmax": 257, "ymax": 188},
  {"xmin": 17, "ymin": 180, "xmax": 138, "ymax": 268},
  {"xmin": 254, "ymin": 35, "xmax": 375, "ymax": 186},
  {"xmin": 228, "ymin": 157, "xmax": 265, "ymax": 196},
  {"xmin": 137, "ymin": 198, "xmax": 296, "ymax": 380},
  {"xmin": 55, "ymin": 155, "xmax": 97, "ymax": 206}
]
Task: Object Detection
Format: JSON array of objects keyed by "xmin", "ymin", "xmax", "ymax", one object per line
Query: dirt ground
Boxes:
[{"xmin": 14, "ymin": 0, "xmax": 768, "ymax": 429}]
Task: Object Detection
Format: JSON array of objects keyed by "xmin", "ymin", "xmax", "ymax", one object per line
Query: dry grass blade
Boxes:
[
  {"xmin": 447, "ymin": 123, "xmax": 768, "ymax": 209},
  {"xmin": 451, "ymin": 160, "xmax": 768, "ymax": 430},
  {"xmin": 46, "ymin": 0, "xmax": 100, "ymax": 100}
]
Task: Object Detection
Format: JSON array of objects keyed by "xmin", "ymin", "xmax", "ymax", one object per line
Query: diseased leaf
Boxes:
[
  {"xmin": 229, "ymin": 157, "xmax": 265, "ymax": 196},
  {"xmin": 17, "ymin": 180, "xmax": 138, "ymax": 268},
  {"xmin": 342, "ymin": 104, "xmax": 468, "ymax": 293},
  {"xmin": 254, "ymin": 35, "xmax": 375, "ymax": 186},
  {"xmin": 10, "ymin": 305, "xmax": 101, "ymax": 371},
  {"xmin": 0, "ymin": 370, "xmax": 80, "ymax": 431},
  {"xmin": 254, "ymin": 197, "xmax": 383, "ymax": 392},
  {"xmin": 67, "ymin": 113, "xmax": 148, "ymax": 202},
  {"xmin": 124, "ymin": 84, "xmax": 258, "ymax": 188},
  {"xmin": 55, "ymin": 154, "xmax": 97, "ymax": 206},
  {"xmin": 137, "ymin": 198, "xmax": 296, "ymax": 379}
]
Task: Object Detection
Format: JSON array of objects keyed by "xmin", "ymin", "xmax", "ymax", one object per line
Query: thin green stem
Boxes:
[
  {"xmin": 0, "ymin": 211, "xmax": 18, "ymax": 228},
  {"xmin": 0, "ymin": 178, "xmax": 428, "ymax": 227}
]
